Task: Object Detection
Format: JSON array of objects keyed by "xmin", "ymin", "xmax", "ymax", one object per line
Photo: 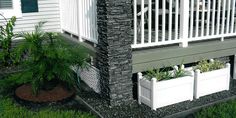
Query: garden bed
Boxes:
[{"xmin": 15, "ymin": 84, "xmax": 75, "ymax": 103}]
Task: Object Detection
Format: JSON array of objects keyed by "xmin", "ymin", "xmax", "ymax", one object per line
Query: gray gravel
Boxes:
[{"xmin": 78, "ymin": 79, "xmax": 236, "ymax": 118}]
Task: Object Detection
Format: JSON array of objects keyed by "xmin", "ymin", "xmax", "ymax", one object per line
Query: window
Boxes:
[
  {"xmin": 0, "ymin": 0, "xmax": 22, "ymax": 18},
  {"xmin": 21, "ymin": 0, "xmax": 38, "ymax": 13}
]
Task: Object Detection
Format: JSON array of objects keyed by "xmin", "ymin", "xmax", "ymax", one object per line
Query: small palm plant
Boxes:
[{"xmin": 14, "ymin": 22, "xmax": 88, "ymax": 95}]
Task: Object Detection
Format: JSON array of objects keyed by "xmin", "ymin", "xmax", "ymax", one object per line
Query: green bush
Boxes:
[
  {"xmin": 195, "ymin": 59, "xmax": 225, "ymax": 73},
  {"xmin": 0, "ymin": 15, "xmax": 18, "ymax": 66},
  {"xmin": 0, "ymin": 97, "xmax": 95, "ymax": 118},
  {"xmin": 195, "ymin": 100, "xmax": 236, "ymax": 118},
  {"xmin": 1, "ymin": 22, "xmax": 88, "ymax": 95}
]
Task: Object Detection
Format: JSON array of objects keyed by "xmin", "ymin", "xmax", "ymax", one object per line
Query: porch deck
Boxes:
[
  {"xmin": 60, "ymin": 0, "xmax": 236, "ymax": 75},
  {"xmin": 132, "ymin": 36, "xmax": 236, "ymax": 73}
]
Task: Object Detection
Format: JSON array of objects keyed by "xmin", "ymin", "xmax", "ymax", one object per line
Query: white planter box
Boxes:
[
  {"xmin": 138, "ymin": 72, "xmax": 194, "ymax": 110},
  {"xmin": 78, "ymin": 64, "xmax": 101, "ymax": 93},
  {"xmin": 194, "ymin": 63, "xmax": 231, "ymax": 99}
]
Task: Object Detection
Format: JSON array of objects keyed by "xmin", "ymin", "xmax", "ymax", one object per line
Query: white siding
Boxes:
[{"xmin": 0, "ymin": 0, "xmax": 61, "ymax": 33}]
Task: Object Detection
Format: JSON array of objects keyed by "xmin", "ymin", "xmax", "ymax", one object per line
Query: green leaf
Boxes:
[{"xmin": 13, "ymin": 22, "xmax": 88, "ymax": 94}]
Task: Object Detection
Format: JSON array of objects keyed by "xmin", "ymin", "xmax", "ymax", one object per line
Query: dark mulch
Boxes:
[
  {"xmin": 15, "ymin": 84, "xmax": 75, "ymax": 103},
  {"xmin": 12, "ymin": 83, "xmax": 100, "ymax": 117},
  {"xmin": 14, "ymin": 94, "xmax": 93, "ymax": 114},
  {"xmin": 77, "ymin": 79, "xmax": 236, "ymax": 118}
]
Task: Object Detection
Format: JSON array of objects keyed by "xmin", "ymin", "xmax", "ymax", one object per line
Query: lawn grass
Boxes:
[
  {"xmin": 0, "ymin": 96, "xmax": 95, "ymax": 118},
  {"xmin": 195, "ymin": 99, "xmax": 236, "ymax": 118}
]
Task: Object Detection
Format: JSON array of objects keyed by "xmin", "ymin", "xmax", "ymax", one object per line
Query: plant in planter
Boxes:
[
  {"xmin": 194, "ymin": 59, "xmax": 230, "ymax": 99},
  {"xmin": 2, "ymin": 22, "xmax": 88, "ymax": 103},
  {"xmin": 146, "ymin": 65, "xmax": 192, "ymax": 81},
  {"xmin": 0, "ymin": 14, "xmax": 19, "ymax": 67},
  {"xmin": 138, "ymin": 65, "xmax": 194, "ymax": 110},
  {"xmin": 195, "ymin": 59, "xmax": 225, "ymax": 73},
  {"xmin": 146, "ymin": 68, "xmax": 172, "ymax": 81}
]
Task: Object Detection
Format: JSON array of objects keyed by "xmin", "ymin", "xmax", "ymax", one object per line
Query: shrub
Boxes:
[
  {"xmin": 195, "ymin": 59, "xmax": 225, "ymax": 73},
  {"xmin": 3, "ymin": 22, "xmax": 88, "ymax": 95},
  {"xmin": 0, "ymin": 14, "xmax": 18, "ymax": 66}
]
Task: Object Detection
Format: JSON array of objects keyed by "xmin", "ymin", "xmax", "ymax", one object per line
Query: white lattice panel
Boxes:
[{"xmin": 78, "ymin": 65, "xmax": 100, "ymax": 93}]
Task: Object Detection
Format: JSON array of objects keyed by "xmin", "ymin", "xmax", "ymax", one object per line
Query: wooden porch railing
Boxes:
[{"xmin": 132, "ymin": 0, "xmax": 236, "ymax": 48}]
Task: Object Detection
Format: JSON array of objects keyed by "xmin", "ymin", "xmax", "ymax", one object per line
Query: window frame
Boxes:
[{"xmin": 0, "ymin": 0, "xmax": 22, "ymax": 19}]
